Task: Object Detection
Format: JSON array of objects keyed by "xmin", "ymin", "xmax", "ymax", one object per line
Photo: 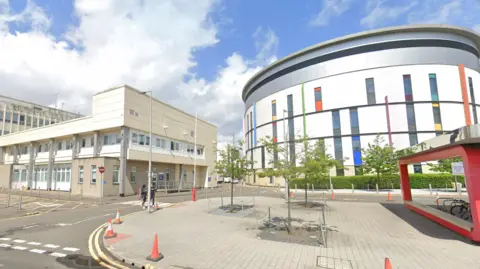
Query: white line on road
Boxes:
[
  {"xmin": 55, "ymin": 223, "xmax": 72, "ymax": 227},
  {"xmin": 0, "ymin": 238, "xmax": 10, "ymax": 241},
  {"xmin": 71, "ymin": 203, "xmax": 84, "ymax": 210},
  {"xmin": 22, "ymin": 225, "xmax": 38, "ymax": 230},
  {"xmin": 44, "ymin": 244, "xmax": 59, "ymax": 249},
  {"xmin": 11, "ymin": 246, "xmax": 27, "ymax": 250},
  {"xmin": 50, "ymin": 252, "xmax": 67, "ymax": 257},
  {"xmin": 13, "ymin": 239, "xmax": 26, "ymax": 243},
  {"xmin": 27, "ymin": 242, "xmax": 42, "ymax": 246},
  {"xmin": 45, "ymin": 204, "xmax": 63, "ymax": 213},
  {"xmin": 63, "ymin": 247, "xmax": 79, "ymax": 252},
  {"xmin": 29, "ymin": 249, "xmax": 46, "ymax": 254},
  {"xmin": 0, "ymin": 244, "xmax": 11, "ymax": 248}
]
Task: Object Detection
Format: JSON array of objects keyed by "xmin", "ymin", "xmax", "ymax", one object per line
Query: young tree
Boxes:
[
  {"xmin": 361, "ymin": 134, "xmax": 398, "ymax": 185},
  {"xmin": 214, "ymin": 139, "xmax": 254, "ymax": 210},
  {"xmin": 300, "ymin": 138, "xmax": 338, "ymax": 206},
  {"xmin": 259, "ymin": 135, "xmax": 305, "ymax": 230}
]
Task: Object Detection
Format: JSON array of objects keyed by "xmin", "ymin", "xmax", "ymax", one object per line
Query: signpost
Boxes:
[
  {"xmin": 99, "ymin": 166, "xmax": 105, "ymax": 204},
  {"xmin": 451, "ymin": 162, "xmax": 464, "ymax": 194}
]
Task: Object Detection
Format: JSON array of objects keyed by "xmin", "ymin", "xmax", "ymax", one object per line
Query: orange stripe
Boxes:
[{"xmin": 458, "ymin": 64, "xmax": 472, "ymax": 126}]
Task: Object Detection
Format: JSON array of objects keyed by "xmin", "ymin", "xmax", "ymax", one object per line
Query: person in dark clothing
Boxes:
[
  {"xmin": 141, "ymin": 184, "xmax": 147, "ymax": 208},
  {"xmin": 150, "ymin": 185, "xmax": 156, "ymax": 207}
]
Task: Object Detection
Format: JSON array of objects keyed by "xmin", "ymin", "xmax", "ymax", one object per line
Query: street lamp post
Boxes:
[
  {"xmin": 141, "ymin": 91, "xmax": 153, "ymax": 213},
  {"xmin": 283, "ymin": 109, "xmax": 288, "ymax": 198}
]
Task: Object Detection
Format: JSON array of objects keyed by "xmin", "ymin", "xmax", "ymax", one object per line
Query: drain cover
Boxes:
[
  {"xmin": 56, "ymin": 254, "xmax": 104, "ymax": 268},
  {"xmin": 316, "ymin": 256, "xmax": 353, "ymax": 269}
]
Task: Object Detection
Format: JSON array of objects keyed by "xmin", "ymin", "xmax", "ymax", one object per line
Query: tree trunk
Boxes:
[
  {"xmin": 304, "ymin": 179, "xmax": 308, "ymax": 207},
  {"xmin": 376, "ymin": 172, "xmax": 380, "ymax": 187},
  {"xmin": 287, "ymin": 183, "xmax": 292, "ymax": 231},
  {"xmin": 230, "ymin": 180, "xmax": 233, "ymax": 211}
]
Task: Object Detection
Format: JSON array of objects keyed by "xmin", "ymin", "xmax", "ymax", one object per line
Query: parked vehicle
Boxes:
[
  {"xmin": 232, "ymin": 179, "xmax": 239, "ymax": 184},
  {"xmin": 224, "ymin": 177, "xmax": 232, "ymax": 183}
]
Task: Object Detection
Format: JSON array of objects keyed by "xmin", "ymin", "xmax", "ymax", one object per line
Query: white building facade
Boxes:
[
  {"xmin": 0, "ymin": 85, "xmax": 217, "ymax": 197},
  {"xmin": 242, "ymin": 25, "xmax": 480, "ymax": 185}
]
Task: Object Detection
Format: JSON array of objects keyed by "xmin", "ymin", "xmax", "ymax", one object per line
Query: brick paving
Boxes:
[{"xmin": 106, "ymin": 197, "xmax": 480, "ymax": 269}]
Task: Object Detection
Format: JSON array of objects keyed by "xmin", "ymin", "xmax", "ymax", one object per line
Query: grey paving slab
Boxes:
[{"xmin": 106, "ymin": 196, "xmax": 480, "ymax": 269}]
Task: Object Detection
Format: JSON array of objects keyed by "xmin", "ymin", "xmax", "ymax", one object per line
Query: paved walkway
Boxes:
[{"xmin": 105, "ymin": 197, "xmax": 480, "ymax": 269}]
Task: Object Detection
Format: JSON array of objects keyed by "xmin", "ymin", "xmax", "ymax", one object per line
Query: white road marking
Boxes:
[
  {"xmin": 45, "ymin": 204, "xmax": 63, "ymax": 213},
  {"xmin": 29, "ymin": 249, "xmax": 46, "ymax": 254},
  {"xmin": 44, "ymin": 244, "xmax": 59, "ymax": 249},
  {"xmin": 13, "ymin": 239, "xmax": 26, "ymax": 243},
  {"xmin": 62, "ymin": 247, "xmax": 79, "ymax": 252},
  {"xmin": 0, "ymin": 244, "xmax": 11, "ymax": 248},
  {"xmin": 71, "ymin": 203, "xmax": 84, "ymax": 209},
  {"xmin": 11, "ymin": 246, "xmax": 27, "ymax": 250},
  {"xmin": 50, "ymin": 252, "xmax": 67, "ymax": 257},
  {"xmin": 22, "ymin": 225, "xmax": 38, "ymax": 230},
  {"xmin": 55, "ymin": 223, "xmax": 72, "ymax": 227},
  {"xmin": 27, "ymin": 242, "xmax": 42, "ymax": 246},
  {"xmin": 0, "ymin": 238, "xmax": 10, "ymax": 241}
]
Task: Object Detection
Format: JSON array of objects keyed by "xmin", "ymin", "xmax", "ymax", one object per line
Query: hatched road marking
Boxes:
[
  {"xmin": 11, "ymin": 246, "xmax": 27, "ymax": 250},
  {"xmin": 12, "ymin": 239, "xmax": 26, "ymax": 243},
  {"xmin": 0, "ymin": 244, "xmax": 11, "ymax": 248},
  {"xmin": 44, "ymin": 244, "xmax": 59, "ymax": 249},
  {"xmin": 63, "ymin": 247, "xmax": 79, "ymax": 252},
  {"xmin": 29, "ymin": 249, "xmax": 46, "ymax": 254},
  {"xmin": 0, "ymin": 238, "xmax": 10, "ymax": 241},
  {"xmin": 27, "ymin": 242, "xmax": 42, "ymax": 246},
  {"xmin": 0, "ymin": 238, "xmax": 76, "ymax": 258},
  {"xmin": 50, "ymin": 252, "xmax": 67, "ymax": 257}
]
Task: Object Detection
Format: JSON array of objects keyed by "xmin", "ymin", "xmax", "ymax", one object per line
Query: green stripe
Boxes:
[{"xmin": 301, "ymin": 83, "xmax": 307, "ymax": 137}]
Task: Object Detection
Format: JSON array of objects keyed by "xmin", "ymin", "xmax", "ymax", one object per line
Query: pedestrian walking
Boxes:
[
  {"xmin": 150, "ymin": 184, "xmax": 156, "ymax": 207},
  {"xmin": 141, "ymin": 184, "xmax": 147, "ymax": 209}
]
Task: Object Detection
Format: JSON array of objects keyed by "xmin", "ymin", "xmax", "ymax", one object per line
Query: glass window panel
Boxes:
[
  {"xmin": 409, "ymin": 134, "xmax": 418, "ymax": 146},
  {"xmin": 314, "ymin": 88, "xmax": 322, "ymax": 101},
  {"xmin": 468, "ymin": 77, "xmax": 478, "ymax": 124},
  {"xmin": 132, "ymin": 133, "xmax": 138, "ymax": 144},
  {"xmin": 113, "ymin": 166, "xmax": 119, "ymax": 184},
  {"xmin": 139, "ymin": 135, "xmax": 145, "ymax": 145},
  {"xmin": 103, "ymin": 135, "xmax": 109, "ymax": 145},
  {"xmin": 271, "ymin": 101, "xmax": 276, "ymax": 116},
  {"xmin": 403, "ymin": 75, "xmax": 413, "ymax": 98},
  {"xmin": 79, "ymin": 166, "xmax": 84, "ymax": 184}
]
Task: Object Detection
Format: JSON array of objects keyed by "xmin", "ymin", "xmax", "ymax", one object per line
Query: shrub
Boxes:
[{"xmin": 289, "ymin": 174, "xmax": 465, "ymax": 189}]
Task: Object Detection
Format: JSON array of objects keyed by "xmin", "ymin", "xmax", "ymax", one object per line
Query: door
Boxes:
[{"xmin": 55, "ymin": 167, "xmax": 71, "ymax": 191}]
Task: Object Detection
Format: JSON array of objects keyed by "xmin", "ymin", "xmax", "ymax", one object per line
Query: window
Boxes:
[
  {"xmin": 468, "ymin": 77, "xmax": 478, "ymax": 124},
  {"xmin": 261, "ymin": 146, "xmax": 265, "ymax": 169},
  {"xmin": 146, "ymin": 136, "xmax": 150, "ymax": 146},
  {"xmin": 45, "ymin": 119, "xmax": 49, "ymax": 125},
  {"xmin": 0, "ymin": 111, "xmax": 2, "ymax": 120},
  {"xmin": 409, "ymin": 134, "xmax": 418, "ymax": 146},
  {"xmin": 365, "ymin": 78, "xmax": 376, "ymax": 105},
  {"xmin": 139, "ymin": 134, "xmax": 145, "ymax": 145},
  {"xmin": 403, "ymin": 75, "xmax": 413, "ymax": 101},
  {"xmin": 332, "ymin": 110, "xmax": 341, "ymax": 136},
  {"xmin": 79, "ymin": 166, "xmax": 84, "ymax": 184},
  {"xmin": 82, "ymin": 138, "xmax": 86, "ymax": 148},
  {"xmin": 246, "ymin": 114, "xmax": 250, "ymax": 149},
  {"xmin": 21, "ymin": 146, "xmax": 28, "ymax": 155},
  {"xmin": 90, "ymin": 137, "xmax": 94, "ymax": 148},
  {"xmin": 20, "ymin": 115, "xmax": 25, "ymax": 124},
  {"xmin": 334, "ymin": 137, "xmax": 344, "ymax": 176},
  {"xmin": 429, "ymin": 74, "xmax": 439, "ymax": 101},
  {"xmin": 38, "ymin": 144, "xmax": 42, "ymax": 153},
  {"xmin": 91, "ymin": 165, "xmax": 97, "ymax": 184},
  {"xmin": 116, "ymin": 134, "xmax": 122, "ymax": 144},
  {"xmin": 39, "ymin": 118, "xmax": 44, "ymax": 126},
  {"xmin": 191, "ymin": 130, "xmax": 195, "ymax": 137},
  {"xmin": 413, "ymin": 164, "xmax": 423, "ymax": 174},
  {"xmin": 156, "ymin": 138, "xmax": 161, "ymax": 147},
  {"xmin": 170, "ymin": 141, "xmax": 175, "ymax": 150},
  {"xmin": 271, "ymin": 100, "xmax": 277, "ymax": 118},
  {"xmin": 432, "ymin": 103, "xmax": 442, "ymax": 132},
  {"xmin": 132, "ymin": 133, "xmax": 138, "ymax": 144},
  {"xmin": 66, "ymin": 140, "xmax": 73, "ymax": 150},
  {"xmin": 26, "ymin": 116, "xmax": 31, "ymax": 125},
  {"xmin": 12, "ymin": 113, "xmax": 18, "ymax": 123},
  {"xmin": 250, "ymin": 111, "xmax": 253, "ymax": 149},
  {"xmin": 5, "ymin": 111, "xmax": 11, "ymax": 122},
  {"xmin": 271, "ymin": 100, "xmax": 278, "ymax": 144},
  {"xmin": 130, "ymin": 167, "xmax": 136, "ymax": 183},
  {"xmin": 350, "ymin": 108, "xmax": 359, "ymax": 134},
  {"xmin": 175, "ymin": 142, "xmax": 180, "ymax": 151},
  {"xmin": 406, "ymin": 104, "xmax": 416, "ymax": 132},
  {"xmin": 112, "ymin": 165, "xmax": 119, "ymax": 184},
  {"xmin": 129, "ymin": 109, "xmax": 135, "ymax": 116},
  {"xmin": 103, "ymin": 135, "xmax": 109, "ymax": 145},
  {"xmin": 314, "ymin": 87, "xmax": 323, "ymax": 111},
  {"xmin": 287, "ymin": 94, "xmax": 295, "ymax": 164},
  {"xmin": 352, "ymin": 136, "xmax": 362, "ymax": 174},
  {"xmin": 57, "ymin": 141, "xmax": 63, "ymax": 150}
]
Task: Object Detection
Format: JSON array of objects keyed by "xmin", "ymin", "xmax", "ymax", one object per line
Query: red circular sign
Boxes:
[{"xmin": 99, "ymin": 166, "xmax": 105, "ymax": 174}]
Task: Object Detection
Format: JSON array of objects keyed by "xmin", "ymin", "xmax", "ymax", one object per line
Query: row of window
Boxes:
[
  {"xmin": 13, "ymin": 167, "xmax": 71, "ymax": 183},
  {"xmin": 131, "ymin": 131, "xmax": 204, "ymax": 156},
  {"xmin": 0, "ymin": 112, "xmax": 57, "ymax": 127}
]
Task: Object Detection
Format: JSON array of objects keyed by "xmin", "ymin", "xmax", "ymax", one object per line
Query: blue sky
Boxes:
[{"xmin": 0, "ymin": 0, "xmax": 479, "ymax": 140}]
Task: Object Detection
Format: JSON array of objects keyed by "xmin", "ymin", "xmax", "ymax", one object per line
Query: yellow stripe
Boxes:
[
  {"xmin": 272, "ymin": 116, "xmax": 276, "ymax": 120},
  {"xmin": 435, "ymin": 123, "xmax": 442, "ymax": 130},
  {"xmin": 432, "ymin": 103, "xmax": 439, "ymax": 107},
  {"xmin": 272, "ymin": 100, "xmax": 276, "ymax": 104}
]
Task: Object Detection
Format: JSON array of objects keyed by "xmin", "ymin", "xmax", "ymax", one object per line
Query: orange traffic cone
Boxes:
[
  {"xmin": 113, "ymin": 209, "xmax": 123, "ymax": 224},
  {"xmin": 384, "ymin": 258, "xmax": 392, "ymax": 269},
  {"xmin": 387, "ymin": 192, "xmax": 392, "ymax": 201},
  {"xmin": 146, "ymin": 234, "xmax": 164, "ymax": 262},
  {"xmin": 331, "ymin": 191, "xmax": 335, "ymax": 200},
  {"xmin": 104, "ymin": 219, "xmax": 117, "ymax": 239}
]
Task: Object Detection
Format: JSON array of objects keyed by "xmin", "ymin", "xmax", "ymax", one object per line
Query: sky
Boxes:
[{"xmin": 0, "ymin": 0, "xmax": 479, "ymax": 145}]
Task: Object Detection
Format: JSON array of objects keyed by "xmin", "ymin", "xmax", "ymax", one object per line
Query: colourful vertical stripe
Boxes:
[
  {"xmin": 253, "ymin": 103, "xmax": 257, "ymax": 146},
  {"xmin": 458, "ymin": 64, "xmax": 472, "ymax": 126}
]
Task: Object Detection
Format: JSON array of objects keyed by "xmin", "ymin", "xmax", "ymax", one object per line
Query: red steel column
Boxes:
[
  {"xmin": 400, "ymin": 164, "xmax": 411, "ymax": 201},
  {"xmin": 458, "ymin": 64, "xmax": 472, "ymax": 126},
  {"xmin": 462, "ymin": 146, "xmax": 480, "ymax": 241}
]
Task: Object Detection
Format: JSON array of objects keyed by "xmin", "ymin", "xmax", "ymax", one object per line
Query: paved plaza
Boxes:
[{"xmin": 105, "ymin": 196, "xmax": 480, "ymax": 269}]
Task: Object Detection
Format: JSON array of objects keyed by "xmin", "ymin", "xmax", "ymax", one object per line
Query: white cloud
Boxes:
[
  {"xmin": 361, "ymin": 0, "xmax": 418, "ymax": 28},
  {"xmin": 0, "ymin": 0, "xmax": 222, "ymax": 126},
  {"xmin": 309, "ymin": 0, "xmax": 352, "ymax": 27},
  {"xmin": 407, "ymin": 0, "xmax": 463, "ymax": 24},
  {"xmin": 179, "ymin": 28, "xmax": 279, "ymax": 143}
]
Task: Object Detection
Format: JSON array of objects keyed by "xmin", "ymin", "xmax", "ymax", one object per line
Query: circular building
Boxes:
[{"xmin": 242, "ymin": 24, "xmax": 480, "ymax": 185}]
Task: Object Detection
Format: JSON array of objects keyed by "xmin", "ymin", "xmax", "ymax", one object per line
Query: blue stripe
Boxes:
[{"xmin": 253, "ymin": 103, "xmax": 257, "ymax": 146}]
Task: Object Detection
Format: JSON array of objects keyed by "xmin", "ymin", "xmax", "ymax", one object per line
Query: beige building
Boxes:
[{"xmin": 0, "ymin": 85, "xmax": 217, "ymax": 197}]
